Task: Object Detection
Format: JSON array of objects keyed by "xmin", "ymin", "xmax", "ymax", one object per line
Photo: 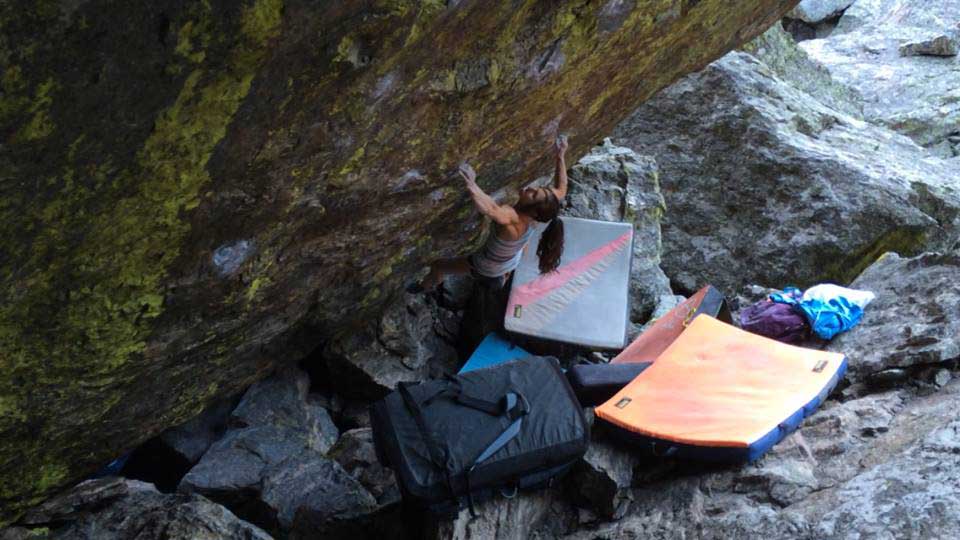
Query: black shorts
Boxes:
[{"xmin": 467, "ymin": 254, "xmax": 509, "ymax": 290}]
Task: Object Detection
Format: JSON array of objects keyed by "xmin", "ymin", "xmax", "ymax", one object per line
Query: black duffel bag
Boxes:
[{"xmin": 370, "ymin": 356, "xmax": 588, "ymax": 516}]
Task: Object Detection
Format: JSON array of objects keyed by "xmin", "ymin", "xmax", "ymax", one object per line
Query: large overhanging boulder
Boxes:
[{"xmin": 0, "ymin": 0, "xmax": 801, "ymax": 522}]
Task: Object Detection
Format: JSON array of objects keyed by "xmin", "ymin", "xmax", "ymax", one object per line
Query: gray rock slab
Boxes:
[
  {"xmin": 16, "ymin": 478, "xmax": 271, "ymax": 540},
  {"xmin": 179, "ymin": 426, "xmax": 311, "ymax": 495},
  {"xmin": 800, "ymin": 419, "xmax": 960, "ymax": 539},
  {"xmin": 230, "ymin": 365, "xmax": 338, "ymax": 453},
  {"xmin": 426, "ymin": 489, "xmax": 564, "ymax": 540},
  {"xmin": 614, "ymin": 48, "xmax": 959, "ymax": 294},
  {"xmin": 805, "ymin": 0, "xmax": 960, "ymax": 151},
  {"xmin": 788, "ymin": 0, "xmax": 856, "ymax": 24},
  {"xmin": 740, "ymin": 24, "xmax": 863, "ymax": 115},
  {"xmin": 262, "ymin": 455, "xmax": 376, "ymax": 531},
  {"xmin": 828, "ymin": 252, "xmax": 960, "ymax": 383}
]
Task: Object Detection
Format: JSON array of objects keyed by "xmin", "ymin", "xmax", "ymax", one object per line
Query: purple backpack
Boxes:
[{"xmin": 739, "ymin": 300, "xmax": 810, "ymax": 344}]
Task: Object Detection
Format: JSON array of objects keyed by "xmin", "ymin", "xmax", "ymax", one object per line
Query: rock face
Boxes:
[
  {"xmin": 7, "ymin": 477, "xmax": 271, "ymax": 540},
  {"xmin": 176, "ymin": 365, "xmax": 368, "ymax": 534},
  {"xmin": 426, "ymin": 489, "xmax": 568, "ymax": 540},
  {"xmin": 159, "ymin": 396, "xmax": 241, "ymax": 465},
  {"xmin": 802, "ymin": 0, "xmax": 960, "ymax": 154},
  {"xmin": 322, "ymin": 292, "xmax": 461, "ymax": 400},
  {"xmin": 562, "ymin": 140, "xmax": 671, "ymax": 323},
  {"xmin": 787, "ymin": 0, "xmax": 854, "ymax": 24},
  {"xmin": 448, "ymin": 26, "xmax": 960, "ymax": 536},
  {"xmin": 828, "ymin": 251, "xmax": 960, "ymax": 387},
  {"xmin": 613, "ymin": 34, "xmax": 960, "ymax": 294},
  {"xmin": 740, "ymin": 24, "xmax": 862, "ymax": 116},
  {"xmin": 260, "ymin": 455, "xmax": 377, "ymax": 533},
  {"xmin": 0, "ymin": 0, "xmax": 809, "ymax": 521}
]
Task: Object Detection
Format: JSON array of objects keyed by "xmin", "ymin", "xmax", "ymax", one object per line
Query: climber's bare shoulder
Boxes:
[{"xmin": 494, "ymin": 215, "xmax": 527, "ymax": 241}]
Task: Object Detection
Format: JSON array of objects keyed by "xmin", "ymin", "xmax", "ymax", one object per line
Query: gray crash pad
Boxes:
[{"xmin": 505, "ymin": 217, "xmax": 633, "ymax": 348}]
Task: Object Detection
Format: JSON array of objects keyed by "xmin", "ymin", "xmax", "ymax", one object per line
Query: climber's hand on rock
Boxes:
[
  {"xmin": 555, "ymin": 134, "xmax": 569, "ymax": 156},
  {"xmin": 458, "ymin": 162, "xmax": 477, "ymax": 185}
]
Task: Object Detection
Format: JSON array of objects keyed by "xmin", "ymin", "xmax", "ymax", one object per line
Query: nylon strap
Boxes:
[
  {"xmin": 464, "ymin": 392, "xmax": 528, "ymax": 516},
  {"xmin": 425, "ymin": 377, "xmax": 514, "ymax": 417},
  {"xmin": 397, "ymin": 382, "xmax": 452, "ymax": 493},
  {"xmin": 473, "ymin": 415, "xmax": 523, "ymax": 465}
]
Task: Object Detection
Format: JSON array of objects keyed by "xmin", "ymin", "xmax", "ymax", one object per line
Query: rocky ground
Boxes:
[{"xmin": 3, "ymin": 1, "xmax": 959, "ymax": 539}]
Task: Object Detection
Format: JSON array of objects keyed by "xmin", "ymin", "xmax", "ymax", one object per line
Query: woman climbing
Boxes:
[{"xmin": 408, "ymin": 135, "xmax": 569, "ymax": 293}]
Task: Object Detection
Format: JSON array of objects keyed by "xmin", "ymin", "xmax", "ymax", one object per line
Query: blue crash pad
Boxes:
[{"xmin": 459, "ymin": 333, "xmax": 531, "ymax": 373}]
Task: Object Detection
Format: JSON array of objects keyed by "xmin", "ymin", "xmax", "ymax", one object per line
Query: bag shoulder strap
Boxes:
[
  {"xmin": 425, "ymin": 376, "xmax": 518, "ymax": 418},
  {"xmin": 397, "ymin": 382, "xmax": 452, "ymax": 492},
  {"xmin": 463, "ymin": 391, "xmax": 529, "ymax": 516}
]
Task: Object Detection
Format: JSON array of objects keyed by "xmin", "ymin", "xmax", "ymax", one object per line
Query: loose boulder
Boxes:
[
  {"xmin": 328, "ymin": 428, "xmax": 399, "ymax": 507},
  {"xmin": 8, "ymin": 477, "xmax": 271, "ymax": 540},
  {"xmin": 261, "ymin": 455, "xmax": 376, "ymax": 532},
  {"xmin": 788, "ymin": 0, "xmax": 855, "ymax": 24},
  {"xmin": 178, "ymin": 364, "xmax": 353, "ymax": 534},
  {"xmin": 613, "ymin": 39, "xmax": 959, "ymax": 294},
  {"xmin": 899, "ymin": 33, "xmax": 960, "ymax": 58},
  {"xmin": 322, "ymin": 293, "xmax": 461, "ymax": 400},
  {"xmin": 562, "ymin": 139, "xmax": 672, "ymax": 323},
  {"xmin": 804, "ymin": 0, "xmax": 960, "ymax": 154},
  {"xmin": 827, "ymin": 251, "xmax": 960, "ymax": 385},
  {"xmin": 567, "ymin": 440, "xmax": 641, "ymax": 520},
  {"xmin": 229, "ymin": 365, "xmax": 339, "ymax": 453}
]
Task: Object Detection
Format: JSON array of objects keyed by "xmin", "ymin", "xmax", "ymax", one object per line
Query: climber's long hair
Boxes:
[
  {"xmin": 516, "ymin": 189, "xmax": 564, "ymax": 274},
  {"xmin": 536, "ymin": 217, "xmax": 564, "ymax": 274}
]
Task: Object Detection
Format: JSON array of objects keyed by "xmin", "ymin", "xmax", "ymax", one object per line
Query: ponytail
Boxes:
[{"xmin": 537, "ymin": 218, "xmax": 564, "ymax": 274}]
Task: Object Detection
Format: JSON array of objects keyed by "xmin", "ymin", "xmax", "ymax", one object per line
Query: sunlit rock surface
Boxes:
[
  {"xmin": 614, "ymin": 31, "xmax": 959, "ymax": 294},
  {"xmin": 788, "ymin": 0, "xmax": 854, "ymax": 24},
  {"xmin": 802, "ymin": 0, "xmax": 960, "ymax": 154}
]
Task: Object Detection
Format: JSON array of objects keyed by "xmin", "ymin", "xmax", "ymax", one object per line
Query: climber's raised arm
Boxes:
[
  {"xmin": 460, "ymin": 163, "xmax": 518, "ymax": 226},
  {"xmin": 408, "ymin": 156, "xmax": 565, "ymax": 295},
  {"xmin": 552, "ymin": 134, "xmax": 569, "ymax": 200}
]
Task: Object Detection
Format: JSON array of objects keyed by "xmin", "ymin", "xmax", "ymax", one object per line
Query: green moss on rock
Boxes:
[
  {"xmin": 820, "ymin": 227, "xmax": 929, "ymax": 285},
  {"xmin": 0, "ymin": 0, "xmax": 284, "ymax": 524}
]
